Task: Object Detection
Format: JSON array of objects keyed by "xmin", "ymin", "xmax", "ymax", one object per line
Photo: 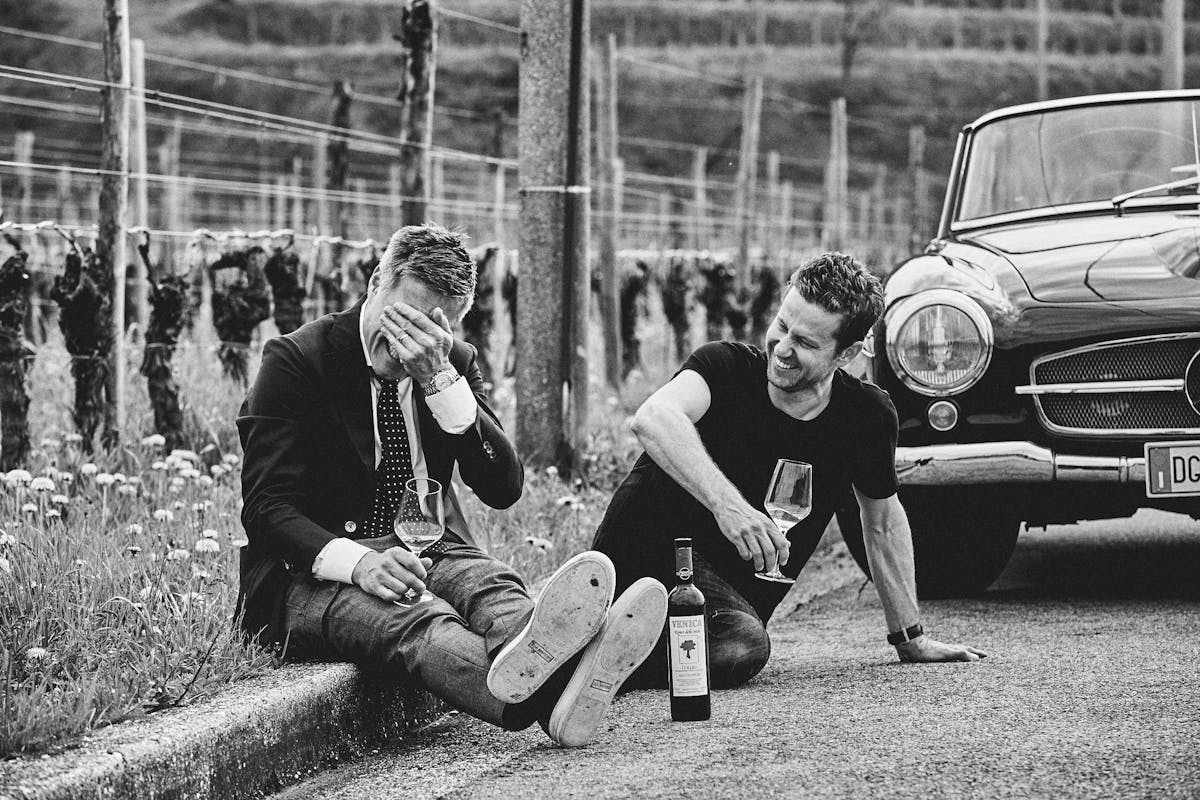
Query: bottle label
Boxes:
[{"xmin": 668, "ymin": 614, "xmax": 708, "ymax": 697}]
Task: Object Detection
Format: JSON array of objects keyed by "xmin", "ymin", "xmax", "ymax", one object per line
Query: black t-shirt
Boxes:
[{"xmin": 592, "ymin": 341, "xmax": 898, "ymax": 620}]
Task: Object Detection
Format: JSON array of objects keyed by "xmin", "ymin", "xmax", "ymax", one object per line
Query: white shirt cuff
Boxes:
[
  {"xmin": 424, "ymin": 375, "xmax": 478, "ymax": 434},
  {"xmin": 312, "ymin": 537, "xmax": 372, "ymax": 584}
]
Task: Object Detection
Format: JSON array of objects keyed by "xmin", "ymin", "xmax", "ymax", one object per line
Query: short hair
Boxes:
[
  {"xmin": 377, "ymin": 223, "xmax": 476, "ymax": 307},
  {"xmin": 787, "ymin": 252, "xmax": 884, "ymax": 350}
]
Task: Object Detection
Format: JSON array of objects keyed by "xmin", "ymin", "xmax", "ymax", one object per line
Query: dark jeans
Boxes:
[
  {"xmin": 623, "ymin": 552, "xmax": 771, "ymax": 691},
  {"xmin": 281, "ymin": 534, "xmax": 533, "ymax": 728}
]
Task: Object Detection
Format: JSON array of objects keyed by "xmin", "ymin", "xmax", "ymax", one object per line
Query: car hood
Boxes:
[{"xmin": 958, "ymin": 213, "xmax": 1200, "ymax": 304}]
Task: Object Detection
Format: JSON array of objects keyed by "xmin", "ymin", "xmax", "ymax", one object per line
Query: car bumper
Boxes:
[{"xmin": 896, "ymin": 442, "xmax": 1146, "ymax": 485}]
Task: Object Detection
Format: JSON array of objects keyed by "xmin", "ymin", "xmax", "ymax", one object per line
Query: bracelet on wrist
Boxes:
[{"xmin": 887, "ymin": 623, "xmax": 924, "ymax": 646}]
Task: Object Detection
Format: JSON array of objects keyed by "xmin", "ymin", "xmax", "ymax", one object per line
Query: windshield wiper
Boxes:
[{"xmin": 1111, "ymin": 173, "xmax": 1200, "ymax": 215}]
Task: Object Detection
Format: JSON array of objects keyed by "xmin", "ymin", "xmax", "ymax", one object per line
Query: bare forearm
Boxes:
[
  {"xmin": 861, "ymin": 505, "xmax": 921, "ymax": 634},
  {"xmin": 631, "ymin": 402, "xmax": 747, "ymax": 517}
]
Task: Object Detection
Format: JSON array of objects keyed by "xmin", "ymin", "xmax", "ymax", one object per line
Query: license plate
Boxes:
[{"xmin": 1144, "ymin": 441, "xmax": 1200, "ymax": 497}]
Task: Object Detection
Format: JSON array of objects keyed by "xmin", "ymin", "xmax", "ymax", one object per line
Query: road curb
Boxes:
[{"xmin": 0, "ymin": 662, "xmax": 445, "ymax": 800}]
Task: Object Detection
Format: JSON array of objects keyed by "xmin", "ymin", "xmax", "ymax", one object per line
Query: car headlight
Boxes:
[{"xmin": 885, "ymin": 289, "xmax": 993, "ymax": 396}]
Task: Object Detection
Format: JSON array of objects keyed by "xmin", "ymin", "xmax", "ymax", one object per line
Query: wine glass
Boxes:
[
  {"xmin": 757, "ymin": 459, "xmax": 812, "ymax": 584},
  {"xmin": 392, "ymin": 477, "xmax": 445, "ymax": 604}
]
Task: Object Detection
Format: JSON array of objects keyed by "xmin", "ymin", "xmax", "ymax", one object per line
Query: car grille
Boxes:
[{"xmin": 1029, "ymin": 333, "xmax": 1200, "ymax": 437}]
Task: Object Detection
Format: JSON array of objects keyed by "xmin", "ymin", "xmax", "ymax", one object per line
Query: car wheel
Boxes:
[{"xmin": 835, "ymin": 489, "xmax": 1021, "ymax": 599}]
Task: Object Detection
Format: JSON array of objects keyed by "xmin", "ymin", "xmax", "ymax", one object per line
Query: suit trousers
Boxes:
[{"xmin": 281, "ymin": 534, "xmax": 533, "ymax": 727}]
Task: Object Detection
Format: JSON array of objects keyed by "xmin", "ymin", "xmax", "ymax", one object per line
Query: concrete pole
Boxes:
[
  {"xmin": 130, "ymin": 38, "xmax": 149, "ymax": 331},
  {"xmin": 517, "ymin": 0, "xmax": 591, "ymax": 471},
  {"xmin": 594, "ymin": 33, "xmax": 621, "ymax": 391},
  {"xmin": 1163, "ymin": 0, "xmax": 1185, "ymax": 90},
  {"xmin": 100, "ymin": 0, "xmax": 130, "ymax": 447}
]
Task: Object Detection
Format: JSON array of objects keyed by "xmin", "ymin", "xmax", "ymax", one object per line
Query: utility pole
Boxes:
[
  {"xmin": 594, "ymin": 33, "xmax": 621, "ymax": 391},
  {"xmin": 396, "ymin": 0, "xmax": 436, "ymax": 226},
  {"xmin": 1163, "ymin": 0, "xmax": 1184, "ymax": 90},
  {"xmin": 99, "ymin": 0, "xmax": 130, "ymax": 448},
  {"xmin": 517, "ymin": 0, "xmax": 591, "ymax": 472}
]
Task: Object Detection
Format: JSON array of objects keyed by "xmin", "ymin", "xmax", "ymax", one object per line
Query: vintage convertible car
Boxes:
[{"xmin": 839, "ymin": 90, "xmax": 1200, "ymax": 597}]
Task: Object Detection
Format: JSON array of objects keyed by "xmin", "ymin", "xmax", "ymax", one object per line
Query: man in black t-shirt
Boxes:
[{"xmin": 592, "ymin": 252, "xmax": 987, "ymax": 689}]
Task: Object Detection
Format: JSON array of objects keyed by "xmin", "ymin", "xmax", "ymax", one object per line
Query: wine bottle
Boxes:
[{"xmin": 667, "ymin": 537, "xmax": 711, "ymax": 721}]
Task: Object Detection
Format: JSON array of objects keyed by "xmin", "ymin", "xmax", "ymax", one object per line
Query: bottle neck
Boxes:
[{"xmin": 675, "ymin": 545, "xmax": 694, "ymax": 583}]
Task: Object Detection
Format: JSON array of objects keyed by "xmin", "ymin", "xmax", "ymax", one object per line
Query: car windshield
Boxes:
[{"xmin": 958, "ymin": 98, "xmax": 1200, "ymax": 221}]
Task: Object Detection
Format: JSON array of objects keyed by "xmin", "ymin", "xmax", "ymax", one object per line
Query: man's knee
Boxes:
[{"xmin": 708, "ymin": 609, "xmax": 770, "ymax": 689}]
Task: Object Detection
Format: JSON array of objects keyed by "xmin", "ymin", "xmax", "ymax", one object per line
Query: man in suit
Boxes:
[{"xmin": 237, "ymin": 223, "xmax": 667, "ymax": 747}]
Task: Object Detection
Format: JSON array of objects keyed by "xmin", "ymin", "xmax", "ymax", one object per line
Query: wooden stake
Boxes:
[
  {"xmin": 765, "ymin": 150, "xmax": 780, "ymax": 265},
  {"xmin": 735, "ymin": 76, "xmax": 763, "ymax": 290},
  {"xmin": 908, "ymin": 125, "xmax": 928, "ymax": 250},
  {"xmin": 824, "ymin": 97, "xmax": 849, "ymax": 252},
  {"xmin": 692, "ymin": 146, "xmax": 708, "ymax": 251},
  {"xmin": 130, "ymin": 38, "xmax": 149, "ymax": 331},
  {"xmin": 1163, "ymin": 0, "xmax": 1184, "ymax": 90},
  {"xmin": 779, "ymin": 179, "xmax": 794, "ymax": 270},
  {"xmin": 14, "ymin": 132, "xmax": 34, "ymax": 224},
  {"xmin": 396, "ymin": 0, "xmax": 437, "ymax": 226},
  {"xmin": 594, "ymin": 32, "xmax": 621, "ymax": 390},
  {"xmin": 1036, "ymin": 0, "xmax": 1049, "ymax": 100},
  {"xmin": 290, "ymin": 156, "xmax": 304, "ymax": 235},
  {"xmin": 99, "ymin": 0, "xmax": 130, "ymax": 448}
]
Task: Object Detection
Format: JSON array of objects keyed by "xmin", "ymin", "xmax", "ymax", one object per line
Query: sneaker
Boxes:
[
  {"xmin": 547, "ymin": 577, "xmax": 669, "ymax": 748},
  {"xmin": 487, "ymin": 551, "xmax": 616, "ymax": 704}
]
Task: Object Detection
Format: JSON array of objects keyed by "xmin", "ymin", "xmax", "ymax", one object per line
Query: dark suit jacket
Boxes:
[{"xmin": 235, "ymin": 298, "xmax": 523, "ymax": 644}]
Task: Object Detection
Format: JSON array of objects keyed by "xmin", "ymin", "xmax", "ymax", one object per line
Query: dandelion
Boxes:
[
  {"xmin": 58, "ymin": 473, "xmax": 74, "ymax": 486},
  {"xmin": 40, "ymin": 465, "xmax": 59, "ymax": 478},
  {"xmin": 523, "ymin": 536, "xmax": 554, "ymax": 552},
  {"xmin": 39, "ymin": 438, "xmax": 61, "ymax": 450},
  {"xmin": 0, "ymin": 531, "xmax": 14, "ymax": 547},
  {"xmin": 169, "ymin": 477, "xmax": 185, "ymax": 490},
  {"xmin": 201, "ymin": 528, "xmax": 219, "ymax": 539},
  {"xmin": 140, "ymin": 433, "xmax": 166, "ymax": 448},
  {"xmin": 166, "ymin": 549, "xmax": 190, "ymax": 561},
  {"xmin": 230, "ymin": 535, "xmax": 249, "ymax": 547},
  {"xmin": 95, "ymin": 473, "xmax": 116, "ymax": 487},
  {"xmin": 198, "ymin": 476, "xmax": 214, "ymax": 487},
  {"xmin": 192, "ymin": 503, "xmax": 207, "ymax": 514},
  {"xmin": 5, "ymin": 469, "xmax": 32, "ymax": 486},
  {"xmin": 554, "ymin": 494, "xmax": 581, "ymax": 508},
  {"xmin": 126, "ymin": 545, "xmax": 142, "ymax": 555},
  {"xmin": 210, "ymin": 464, "xmax": 226, "ymax": 477},
  {"xmin": 171, "ymin": 501, "xmax": 185, "ymax": 511},
  {"xmin": 117, "ymin": 485, "xmax": 138, "ymax": 497},
  {"xmin": 29, "ymin": 477, "xmax": 55, "ymax": 493},
  {"xmin": 126, "ymin": 476, "xmax": 141, "ymax": 486},
  {"xmin": 153, "ymin": 508, "xmax": 175, "ymax": 523},
  {"xmin": 79, "ymin": 463, "xmax": 98, "ymax": 477},
  {"xmin": 222, "ymin": 453, "xmax": 240, "ymax": 466},
  {"xmin": 112, "ymin": 473, "xmax": 127, "ymax": 484},
  {"xmin": 0, "ymin": 556, "xmax": 9, "ymax": 574},
  {"xmin": 170, "ymin": 449, "xmax": 200, "ymax": 463},
  {"xmin": 151, "ymin": 461, "xmax": 167, "ymax": 471},
  {"xmin": 21, "ymin": 503, "xmax": 37, "ymax": 515},
  {"xmin": 127, "ymin": 523, "xmax": 144, "ymax": 535},
  {"xmin": 544, "ymin": 465, "xmax": 559, "ymax": 477},
  {"xmin": 192, "ymin": 567, "xmax": 212, "ymax": 581},
  {"xmin": 45, "ymin": 509, "xmax": 61, "ymax": 520},
  {"xmin": 24, "ymin": 647, "xmax": 49, "ymax": 662},
  {"xmin": 50, "ymin": 494, "xmax": 69, "ymax": 505},
  {"xmin": 179, "ymin": 468, "xmax": 201, "ymax": 480},
  {"xmin": 194, "ymin": 538, "xmax": 220, "ymax": 554}
]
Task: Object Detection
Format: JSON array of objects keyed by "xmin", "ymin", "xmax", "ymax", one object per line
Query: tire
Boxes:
[{"xmin": 836, "ymin": 489, "xmax": 1021, "ymax": 599}]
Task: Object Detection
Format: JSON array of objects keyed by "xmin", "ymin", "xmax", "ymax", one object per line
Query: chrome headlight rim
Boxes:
[{"xmin": 885, "ymin": 289, "xmax": 994, "ymax": 397}]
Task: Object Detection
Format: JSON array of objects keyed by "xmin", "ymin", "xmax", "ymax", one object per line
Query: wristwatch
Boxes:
[
  {"xmin": 422, "ymin": 367, "xmax": 460, "ymax": 397},
  {"xmin": 886, "ymin": 623, "xmax": 924, "ymax": 646}
]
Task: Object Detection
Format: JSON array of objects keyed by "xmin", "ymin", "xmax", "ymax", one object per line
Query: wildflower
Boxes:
[
  {"xmin": 0, "ymin": 556, "xmax": 9, "ymax": 574},
  {"xmin": 126, "ymin": 545, "xmax": 142, "ymax": 555},
  {"xmin": 194, "ymin": 538, "xmax": 220, "ymax": 554},
  {"xmin": 170, "ymin": 449, "xmax": 200, "ymax": 463},
  {"xmin": 171, "ymin": 501, "xmax": 185, "ymax": 511},
  {"xmin": 50, "ymin": 494, "xmax": 68, "ymax": 505},
  {"xmin": 554, "ymin": 494, "xmax": 581, "ymax": 508},
  {"xmin": 230, "ymin": 535, "xmax": 249, "ymax": 547},
  {"xmin": 24, "ymin": 647, "xmax": 49, "ymax": 662},
  {"xmin": 523, "ymin": 536, "xmax": 554, "ymax": 552},
  {"xmin": 0, "ymin": 532, "xmax": 14, "ymax": 547},
  {"xmin": 126, "ymin": 476, "xmax": 141, "ymax": 486},
  {"xmin": 222, "ymin": 453, "xmax": 240, "ymax": 466},
  {"xmin": 29, "ymin": 477, "xmax": 55, "ymax": 493},
  {"xmin": 210, "ymin": 464, "xmax": 226, "ymax": 477},
  {"xmin": 166, "ymin": 549, "xmax": 190, "ymax": 561},
  {"xmin": 39, "ymin": 437, "xmax": 61, "ymax": 450},
  {"xmin": 112, "ymin": 473, "xmax": 127, "ymax": 484},
  {"xmin": 544, "ymin": 466, "xmax": 559, "ymax": 477},
  {"xmin": 193, "ymin": 504, "xmax": 207, "ymax": 514},
  {"xmin": 45, "ymin": 509, "xmax": 61, "ymax": 520},
  {"xmin": 153, "ymin": 508, "xmax": 175, "ymax": 523},
  {"xmin": 198, "ymin": 476, "xmax": 214, "ymax": 487},
  {"xmin": 192, "ymin": 567, "xmax": 212, "ymax": 581},
  {"xmin": 21, "ymin": 503, "xmax": 37, "ymax": 515},
  {"xmin": 5, "ymin": 469, "xmax": 32, "ymax": 486},
  {"xmin": 127, "ymin": 523, "xmax": 144, "ymax": 535},
  {"xmin": 151, "ymin": 461, "xmax": 167, "ymax": 471},
  {"xmin": 169, "ymin": 477, "xmax": 185, "ymax": 490},
  {"xmin": 201, "ymin": 528, "xmax": 218, "ymax": 539},
  {"xmin": 95, "ymin": 473, "xmax": 116, "ymax": 487},
  {"xmin": 179, "ymin": 468, "xmax": 201, "ymax": 480},
  {"xmin": 117, "ymin": 485, "xmax": 138, "ymax": 497},
  {"xmin": 58, "ymin": 473, "xmax": 74, "ymax": 486},
  {"xmin": 79, "ymin": 463, "xmax": 98, "ymax": 476},
  {"xmin": 141, "ymin": 433, "xmax": 166, "ymax": 448},
  {"xmin": 64, "ymin": 432, "xmax": 83, "ymax": 445},
  {"xmin": 40, "ymin": 465, "xmax": 59, "ymax": 478}
]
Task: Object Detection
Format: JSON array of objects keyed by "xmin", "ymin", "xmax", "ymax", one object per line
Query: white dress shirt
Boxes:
[{"xmin": 310, "ymin": 313, "xmax": 479, "ymax": 583}]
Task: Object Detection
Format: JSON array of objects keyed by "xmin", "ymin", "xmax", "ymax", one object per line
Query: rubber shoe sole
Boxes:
[
  {"xmin": 547, "ymin": 577, "xmax": 669, "ymax": 748},
  {"xmin": 486, "ymin": 551, "xmax": 616, "ymax": 704}
]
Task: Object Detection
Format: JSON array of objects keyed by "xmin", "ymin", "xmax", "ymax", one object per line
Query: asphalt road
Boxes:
[{"xmin": 272, "ymin": 510, "xmax": 1200, "ymax": 800}]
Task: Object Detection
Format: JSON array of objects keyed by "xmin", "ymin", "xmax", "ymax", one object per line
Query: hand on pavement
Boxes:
[
  {"xmin": 896, "ymin": 636, "xmax": 988, "ymax": 663},
  {"xmin": 714, "ymin": 501, "xmax": 790, "ymax": 574},
  {"xmin": 351, "ymin": 547, "xmax": 433, "ymax": 603}
]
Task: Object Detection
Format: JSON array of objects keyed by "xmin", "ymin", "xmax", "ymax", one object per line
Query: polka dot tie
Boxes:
[{"xmin": 366, "ymin": 378, "xmax": 415, "ymax": 538}]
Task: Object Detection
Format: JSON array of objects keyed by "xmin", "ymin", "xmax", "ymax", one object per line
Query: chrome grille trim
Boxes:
[{"xmin": 1026, "ymin": 333, "xmax": 1200, "ymax": 437}]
